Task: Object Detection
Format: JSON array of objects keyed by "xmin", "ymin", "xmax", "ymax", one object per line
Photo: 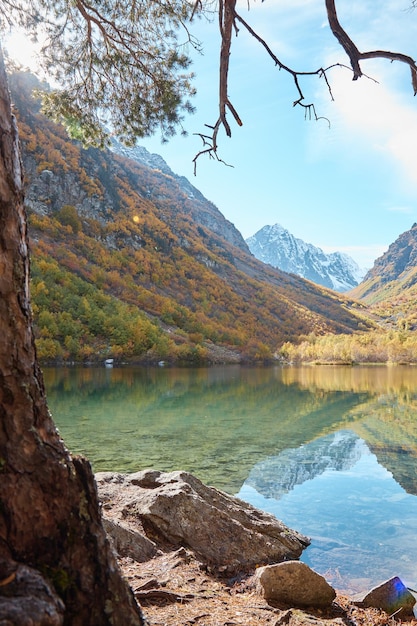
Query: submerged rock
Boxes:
[
  {"xmin": 255, "ymin": 560, "xmax": 336, "ymax": 608},
  {"xmin": 96, "ymin": 469, "xmax": 310, "ymax": 574}
]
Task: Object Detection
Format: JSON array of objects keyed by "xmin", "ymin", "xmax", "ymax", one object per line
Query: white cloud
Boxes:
[
  {"xmin": 324, "ymin": 65, "xmax": 417, "ymax": 189},
  {"xmin": 307, "ymin": 0, "xmax": 417, "ymax": 188},
  {"xmin": 238, "ymin": 0, "xmax": 417, "ymax": 190}
]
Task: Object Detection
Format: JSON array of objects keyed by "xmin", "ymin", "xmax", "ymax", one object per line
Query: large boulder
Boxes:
[
  {"xmin": 102, "ymin": 517, "xmax": 161, "ymax": 563},
  {"xmin": 255, "ymin": 561, "xmax": 336, "ymax": 608},
  {"xmin": 96, "ymin": 470, "xmax": 309, "ymax": 574}
]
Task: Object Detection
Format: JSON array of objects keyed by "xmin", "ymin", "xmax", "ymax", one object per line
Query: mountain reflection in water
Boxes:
[
  {"xmin": 238, "ymin": 430, "xmax": 417, "ymax": 594},
  {"xmin": 240, "ymin": 430, "xmax": 362, "ymax": 499},
  {"xmin": 44, "ymin": 364, "xmax": 417, "ymax": 595}
]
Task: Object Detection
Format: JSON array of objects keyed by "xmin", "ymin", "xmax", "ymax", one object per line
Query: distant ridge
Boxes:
[
  {"xmin": 362, "ymin": 222, "xmax": 417, "ymax": 286},
  {"xmin": 110, "ymin": 139, "xmax": 249, "ymax": 252},
  {"xmin": 350, "ymin": 222, "xmax": 417, "ymax": 309},
  {"xmin": 246, "ymin": 224, "xmax": 365, "ymax": 292}
]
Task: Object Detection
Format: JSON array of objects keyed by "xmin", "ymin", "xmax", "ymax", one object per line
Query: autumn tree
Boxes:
[{"xmin": 0, "ymin": 0, "xmax": 417, "ymax": 623}]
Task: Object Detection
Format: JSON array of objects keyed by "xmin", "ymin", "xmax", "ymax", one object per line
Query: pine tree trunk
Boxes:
[{"xmin": 0, "ymin": 46, "xmax": 144, "ymax": 625}]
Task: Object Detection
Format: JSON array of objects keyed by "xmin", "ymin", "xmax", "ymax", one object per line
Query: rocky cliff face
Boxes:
[
  {"xmin": 362, "ymin": 223, "xmax": 417, "ymax": 285},
  {"xmin": 110, "ymin": 140, "xmax": 249, "ymax": 252},
  {"xmin": 9, "ymin": 70, "xmax": 375, "ymax": 361},
  {"xmin": 246, "ymin": 224, "xmax": 365, "ymax": 292},
  {"xmin": 349, "ymin": 223, "xmax": 417, "ymax": 311}
]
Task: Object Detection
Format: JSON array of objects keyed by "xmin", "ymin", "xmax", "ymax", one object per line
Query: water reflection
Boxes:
[
  {"xmin": 240, "ymin": 430, "xmax": 363, "ymax": 499},
  {"xmin": 44, "ymin": 365, "xmax": 366, "ymax": 491},
  {"xmin": 237, "ymin": 431, "xmax": 417, "ymax": 593},
  {"xmin": 283, "ymin": 364, "xmax": 417, "ymax": 394},
  {"xmin": 43, "ymin": 364, "xmax": 417, "ymax": 594}
]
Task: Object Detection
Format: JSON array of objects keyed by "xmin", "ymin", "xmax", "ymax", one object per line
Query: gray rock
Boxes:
[
  {"xmin": 354, "ymin": 576, "xmax": 416, "ymax": 618},
  {"xmin": 96, "ymin": 470, "xmax": 309, "ymax": 574},
  {"xmin": 0, "ymin": 562, "xmax": 65, "ymax": 625},
  {"xmin": 102, "ymin": 517, "xmax": 161, "ymax": 562},
  {"xmin": 255, "ymin": 560, "xmax": 336, "ymax": 608}
]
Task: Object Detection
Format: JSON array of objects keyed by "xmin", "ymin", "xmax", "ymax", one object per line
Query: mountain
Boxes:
[
  {"xmin": 349, "ymin": 223, "xmax": 417, "ymax": 330},
  {"xmin": 10, "ymin": 71, "xmax": 374, "ymax": 364},
  {"xmin": 351, "ymin": 223, "xmax": 417, "ymax": 302},
  {"xmin": 242, "ymin": 430, "xmax": 363, "ymax": 500},
  {"xmin": 246, "ymin": 224, "xmax": 365, "ymax": 292},
  {"xmin": 109, "ymin": 140, "xmax": 248, "ymax": 252}
]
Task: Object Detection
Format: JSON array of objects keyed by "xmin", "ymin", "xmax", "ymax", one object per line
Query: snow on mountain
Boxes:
[
  {"xmin": 109, "ymin": 144, "xmax": 365, "ymax": 293},
  {"xmin": 246, "ymin": 224, "xmax": 366, "ymax": 292},
  {"xmin": 110, "ymin": 140, "xmax": 174, "ymax": 176}
]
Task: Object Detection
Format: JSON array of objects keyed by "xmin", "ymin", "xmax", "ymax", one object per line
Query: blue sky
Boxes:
[
  {"xmin": 140, "ymin": 0, "xmax": 417, "ymax": 270},
  {"xmin": 6, "ymin": 0, "xmax": 417, "ymax": 269}
]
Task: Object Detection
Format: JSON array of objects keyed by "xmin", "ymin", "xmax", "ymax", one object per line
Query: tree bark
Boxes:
[{"xmin": 0, "ymin": 45, "xmax": 144, "ymax": 626}]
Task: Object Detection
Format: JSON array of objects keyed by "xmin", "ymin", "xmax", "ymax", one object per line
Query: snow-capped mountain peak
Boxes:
[{"xmin": 246, "ymin": 224, "xmax": 366, "ymax": 292}]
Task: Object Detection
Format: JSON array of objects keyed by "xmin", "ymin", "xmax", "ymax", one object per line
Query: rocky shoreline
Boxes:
[{"xmin": 96, "ymin": 469, "xmax": 417, "ymax": 625}]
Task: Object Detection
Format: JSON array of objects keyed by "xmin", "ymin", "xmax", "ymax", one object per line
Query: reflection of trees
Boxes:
[
  {"xmin": 282, "ymin": 366, "xmax": 417, "ymax": 496},
  {"xmin": 346, "ymin": 400, "xmax": 417, "ymax": 497},
  {"xmin": 282, "ymin": 365, "xmax": 417, "ymax": 395},
  {"xmin": 44, "ymin": 366, "xmax": 364, "ymax": 493},
  {"xmin": 44, "ymin": 365, "xmax": 417, "ymax": 495}
]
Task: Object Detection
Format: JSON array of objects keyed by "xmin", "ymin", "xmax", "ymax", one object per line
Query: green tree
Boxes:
[
  {"xmin": 1, "ymin": 0, "xmax": 201, "ymax": 146},
  {"xmin": 56, "ymin": 204, "xmax": 82, "ymax": 234}
]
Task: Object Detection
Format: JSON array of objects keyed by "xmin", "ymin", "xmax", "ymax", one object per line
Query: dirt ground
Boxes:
[{"xmin": 118, "ymin": 547, "xmax": 417, "ymax": 626}]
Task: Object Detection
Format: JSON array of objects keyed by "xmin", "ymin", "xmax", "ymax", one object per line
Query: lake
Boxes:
[{"xmin": 43, "ymin": 364, "xmax": 417, "ymax": 595}]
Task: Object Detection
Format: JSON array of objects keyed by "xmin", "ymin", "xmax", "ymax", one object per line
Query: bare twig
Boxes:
[
  {"xmin": 192, "ymin": 121, "xmax": 234, "ymax": 174},
  {"xmin": 194, "ymin": 0, "xmax": 417, "ymax": 172}
]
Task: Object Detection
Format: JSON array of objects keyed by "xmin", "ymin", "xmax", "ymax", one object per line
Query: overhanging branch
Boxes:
[
  {"xmin": 325, "ymin": 0, "xmax": 417, "ymax": 92},
  {"xmin": 194, "ymin": 1, "xmax": 333, "ymax": 171},
  {"xmin": 194, "ymin": 0, "xmax": 417, "ymax": 172}
]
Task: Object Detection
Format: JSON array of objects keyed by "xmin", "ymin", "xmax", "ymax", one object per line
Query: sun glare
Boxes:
[{"xmin": 4, "ymin": 31, "xmax": 41, "ymax": 71}]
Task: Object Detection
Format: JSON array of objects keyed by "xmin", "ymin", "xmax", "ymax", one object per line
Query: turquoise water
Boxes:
[
  {"xmin": 44, "ymin": 364, "xmax": 417, "ymax": 594},
  {"xmin": 238, "ymin": 433, "xmax": 417, "ymax": 593}
]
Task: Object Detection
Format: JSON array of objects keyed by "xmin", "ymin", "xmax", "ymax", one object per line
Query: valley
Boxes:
[
  {"xmin": 9, "ymin": 71, "xmax": 417, "ymax": 365},
  {"xmin": 10, "ymin": 70, "xmax": 376, "ymax": 365}
]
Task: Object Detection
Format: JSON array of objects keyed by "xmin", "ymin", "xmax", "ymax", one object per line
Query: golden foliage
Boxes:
[
  {"xmin": 13, "ymin": 70, "xmax": 375, "ymax": 364},
  {"xmin": 280, "ymin": 329, "xmax": 417, "ymax": 364}
]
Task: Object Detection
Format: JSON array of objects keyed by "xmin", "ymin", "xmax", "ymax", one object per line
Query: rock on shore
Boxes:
[
  {"xmin": 96, "ymin": 469, "xmax": 310, "ymax": 574},
  {"xmin": 95, "ymin": 469, "xmax": 417, "ymax": 624},
  {"xmin": 255, "ymin": 561, "xmax": 336, "ymax": 608}
]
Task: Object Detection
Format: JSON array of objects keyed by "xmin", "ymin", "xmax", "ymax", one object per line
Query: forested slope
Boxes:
[
  {"xmin": 349, "ymin": 223, "xmax": 417, "ymax": 331},
  {"xmin": 11, "ymin": 71, "xmax": 374, "ymax": 364}
]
